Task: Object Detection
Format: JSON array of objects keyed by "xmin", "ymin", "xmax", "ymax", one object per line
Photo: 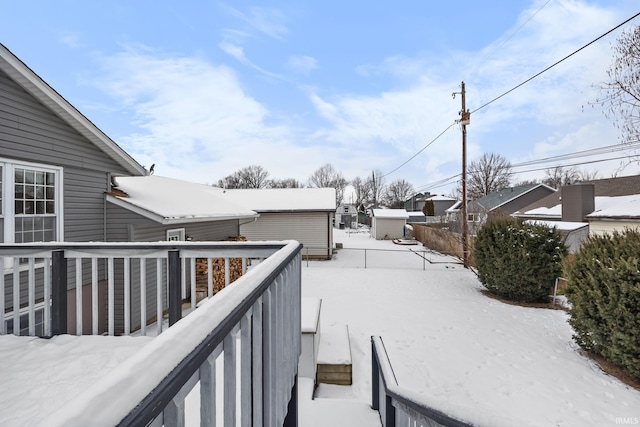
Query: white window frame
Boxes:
[
  {"xmin": 166, "ymin": 228, "xmax": 186, "ymax": 242},
  {"xmin": 0, "ymin": 158, "xmax": 64, "ymax": 270}
]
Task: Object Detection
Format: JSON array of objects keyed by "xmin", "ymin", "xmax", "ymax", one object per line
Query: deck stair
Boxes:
[{"xmin": 317, "ymin": 324, "xmax": 353, "ymax": 385}]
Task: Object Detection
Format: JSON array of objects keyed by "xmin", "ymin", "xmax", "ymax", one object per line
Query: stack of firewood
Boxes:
[{"xmin": 195, "ymin": 236, "xmax": 247, "ymax": 295}]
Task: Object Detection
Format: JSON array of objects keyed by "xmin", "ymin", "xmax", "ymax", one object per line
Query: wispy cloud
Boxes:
[
  {"xmin": 91, "ymin": 47, "xmax": 323, "ymax": 183},
  {"xmin": 286, "ymin": 55, "xmax": 318, "ymax": 74},
  {"xmin": 223, "ymin": 5, "xmax": 289, "ymax": 40}
]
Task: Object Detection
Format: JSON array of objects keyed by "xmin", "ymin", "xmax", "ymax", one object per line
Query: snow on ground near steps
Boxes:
[
  {"xmin": 303, "ymin": 228, "xmax": 640, "ymax": 426},
  {"xmin": 299, "ymin": 377, "xmax": 381, "ymax": 427},
  {"xmin": 0, "ymin": 334, "xmax": 152, "ymax": 426}
]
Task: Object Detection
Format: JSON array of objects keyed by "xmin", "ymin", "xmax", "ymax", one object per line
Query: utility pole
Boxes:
[{"xmin": 454, "ymin": 82, "xmax": 470, "ymax": 268}]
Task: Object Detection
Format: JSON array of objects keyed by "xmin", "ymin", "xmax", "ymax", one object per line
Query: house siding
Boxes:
[
  {"xmin": 1, "ymin": 68, "xmax": 134, "ymax": 325},
  {"xmin": 240, "ymin": 212, "xmax": 332, "ymax": 259},
  {"xmin": 588, "ymin": 220, "xmax": 640, "ymax": 236},
  {"xmin": 0, "ymin": 70, "xmax": 130, "ymax": 174},
  {"xmin": 372, "ymin": 218, "xmax": 406, "ymax": 240}
]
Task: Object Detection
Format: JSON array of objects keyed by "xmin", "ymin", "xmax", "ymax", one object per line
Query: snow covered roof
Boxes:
[
  {"xmin": 407, "ymin": 211, "xmax": 426, "ymax": 218},
  {"xmin": 425, "ymin": 195, "xmax": 457, "ymax": 201},
  {"xmin": 519, "ymin": 195, "xmax": 640, "ymax": 220},
  {"xmin": 372, "ymin": 208, "xmax": 409, "ymax": 219},
  {"xmin": 107, "ymin": 176, "xmax": 258, "ymax": 224},
  {"xmin": 445, "ymin": 200, "xmax": 462, "ymax": 212},
  {"xmin": 586, "ymin": 194, "xmax": 640, "ymax": 219},
  {"xmin": 214, "ymin": 188, "xmax": 336, "ymax": 212},
  {"xmin": 525, "ymin": 219, "xmax": 589, "ymax": 231},
  {"xmin": 0, "ymin": 43, "xmax": 146, "ymax": 176}
]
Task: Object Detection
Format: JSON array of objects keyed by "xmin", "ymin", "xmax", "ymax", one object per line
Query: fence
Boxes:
[
  {"xmin": 304, "ymin": 246, "xmax": 463, "ymax": 270},
  {"xmin": 371, "ymin": 336, "xmax": 472, "ymax": 427},
  {"xmin": 1, "ymin": 240, "xmax": 303, "ymax": 426}
]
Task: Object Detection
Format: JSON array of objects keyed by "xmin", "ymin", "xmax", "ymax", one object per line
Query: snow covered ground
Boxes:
[
  {"xmin": 1, "ymin": 227, "xmax": 639, "ymax": 426},
  {"xmin": 301, "ymin": 227, "xmax": 640, "ymax": 426}
]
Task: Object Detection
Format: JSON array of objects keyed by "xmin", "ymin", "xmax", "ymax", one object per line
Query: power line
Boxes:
[
  {"xmin": 381, "ymin": 122, "xmax": 456, "ymax": 178},
  {"xmin": 471, "ymin": 11, "xmax": 640, "ymax": 114},
  {"xmin": 414, "ymin": 142, "xmax": 640, "ymax": 192},
  {"xmin": 473, "ymin": 0, "xmax": 552, "ymax": 73}
]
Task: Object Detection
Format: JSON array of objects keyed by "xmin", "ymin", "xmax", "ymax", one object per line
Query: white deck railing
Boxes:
[{"xmin": 1, "ymin": 241, "xmax": 302, "ymax": 426}]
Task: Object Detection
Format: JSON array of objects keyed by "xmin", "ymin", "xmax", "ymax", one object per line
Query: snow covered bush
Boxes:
[
  {"xmin": 474, "ymin": 218, "xmax": 567, "ymax": 303},
  {"xmin": 564, "ymin": 228, "xmax": 640, "ymax": 381}
]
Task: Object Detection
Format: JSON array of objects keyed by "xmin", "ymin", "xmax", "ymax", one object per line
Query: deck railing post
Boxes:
[
  {"xmin": 371, "ymin": 337, "xmax": 380, "ymax": 411},
  {"xmin": 168, "ymin": 250, "xmax": 182, "ymax": 326},
  {"xmin": 51, "ymin": 249, "xmax": 67, "ymax": 336},
  {"xmin": 385, "ymin": 395, "xmax": 396, "ymax": 427}
]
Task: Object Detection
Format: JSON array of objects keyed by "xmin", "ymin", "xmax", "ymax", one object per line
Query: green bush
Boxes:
[
  {"xmin": 474, "ymin": 218, "xmax": 567, "ymax": 303},
  {"xmin": 564, "ymin": 229, "xmax": 640, "ymax": 381}
]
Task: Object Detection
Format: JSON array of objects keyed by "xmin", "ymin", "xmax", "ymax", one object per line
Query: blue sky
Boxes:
[{"xmin": 1, "ymin": 1, "xmax": 639, "ymax": 195}]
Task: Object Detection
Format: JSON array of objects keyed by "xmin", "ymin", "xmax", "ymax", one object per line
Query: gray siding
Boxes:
[
  {"xmin": 106, "ymin": 203, "xmax": 241, "ymax": 332},
  {"xmin": 0, "ymin": 70, "xmax": 129, "ymax": 174},
  {"xmin": 240, "ymin": 212, "xmax": 332, "ymax": 259}
]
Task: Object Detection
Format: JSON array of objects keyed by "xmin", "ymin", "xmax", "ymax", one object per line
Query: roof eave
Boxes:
[{"xmin": 0, "ymin": 44, "xmax": 146, "ymax": 176}]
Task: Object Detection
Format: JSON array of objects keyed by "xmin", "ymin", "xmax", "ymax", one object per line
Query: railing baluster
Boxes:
[
  {"xmin": 200, "ymin": 344, "xmax": 223, "ymax": 426},
  {"xmin": 28, "ymin": 258, "xmax": 35, "ymax": 336},
  {"xmin": 190, "ymin": 258, "xmax": 196, "ymax": 310},
  {"xmin": 91, "ymin": 257, "xmax": 98, "ymax": 335},
  {"xmin": 262, "ymin": 288, "xmax": 273, "ymax": 426},
  {"xmin": 124, "ymin": 257, "xmax": 131, "ymax": 335},
  {"xmin": 207, "ymin": 258, "xmax": 213, "ymax": 298},
  {"xmin": 0, "ymin": 258, "xmax": 5, "ymax": 335},
  {"xmin": 12, "ymin": 257, "xmax": 19, "ymax": 335},
  {"xmin": 140, "ymin": 258, "xmax": 147, "ymax": 336},
  {"xmin": 181, "ymin": 256, "xmax": 187, "ymax": 301},
  {"xmin": 224, "ymin": 257, "xmax": 230, "ymax": 287},
  {"xmin": 240, "ymin": 313, "xmax": 252, "ymax": 427},
  {"xmin": 156, "ymin": 258, "xmax": 163, "ymax": 335},
  {"xmin": 224, "ymin": 327, "xmax": 238, "ymax": 427},
  {"xmin": 75, "ymin": 258, "xmax": 82, "ymax": 335},
  {"xmin": 108, "ymin": 257, "xmax": 115, "ymax": 336},
  {"xmin": 252, "ymin": 298, "xmax": 263, "ymax": 427},
  {"xmin": 43, "ymin": 257, "xmax": 51, "ymax": 337}
]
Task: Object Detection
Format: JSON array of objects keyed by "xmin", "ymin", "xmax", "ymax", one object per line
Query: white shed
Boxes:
[
  {"xmin": 371, "ymin": 209, "xmax": 409, "ymax": 240},
  {"xmin": 216, "ymin": 188, "xmax": 336, "ymax": 259}
]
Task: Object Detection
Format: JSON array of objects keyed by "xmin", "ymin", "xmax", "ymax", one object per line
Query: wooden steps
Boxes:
[{"xmin": 316, "ymin": 324, "xmax": 352, "ymax": 385}]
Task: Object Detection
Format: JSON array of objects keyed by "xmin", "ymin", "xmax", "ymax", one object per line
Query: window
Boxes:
[
  {"xmin": 0, "ymin": 159, "xmax": 62, "ymax": 245},
  {"xmin": 166, "ymin": 228, "xmax": 186, "ymax": 241}
]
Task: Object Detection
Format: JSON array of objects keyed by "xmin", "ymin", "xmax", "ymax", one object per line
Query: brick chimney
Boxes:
[{"xmin": 561, "ymin": 183, "xmax": 595, "ymax": 222}]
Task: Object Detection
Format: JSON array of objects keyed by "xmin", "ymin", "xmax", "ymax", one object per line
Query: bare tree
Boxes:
[
  {"xmin": 367, "ymin": 170, "xmax": 386, "ymax": 208},
  {"xmin": 464, "ymin": 153, "xmax": 512, "ymax": 200},
  {"xmin": 351, "ymin": 176, "xmax": 371, "ymax": 210},
  {"xmin": 542, "ymin": 166, "xmax": 580, "ymax": 189},
  {"xmin": 217, "ymin": 165, "xmax": 270, "ymax": 189},
  {"xmin": 308, "ymin": 163, "xmax": 347, "ymax": 206},
  {"xmin": 384, "ymin": 179, "xmax": 414, "ymax": 209},
  {"xmin": 268, "ymin": 178, "xmax": 302, "ymax": 188},
  {"xmin": 597, "ymin": 25, "xmax": 640, "ymax": 146}
]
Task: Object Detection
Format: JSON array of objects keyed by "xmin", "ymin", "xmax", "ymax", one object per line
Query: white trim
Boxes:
[{"xmin": 0, "ymin": 158, "xmax": 64, "ymax": 244}]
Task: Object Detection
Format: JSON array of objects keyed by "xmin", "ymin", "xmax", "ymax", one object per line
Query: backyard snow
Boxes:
[{"xmin": 1, "ymin": 227, "xmax": 639, "ymax": 426}]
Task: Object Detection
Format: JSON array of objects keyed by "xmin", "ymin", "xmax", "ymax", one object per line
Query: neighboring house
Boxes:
[
  {"xmin": 371, "ymin": 208, "xmax": 409, "ymax": 240},
  {"xmin": 335, "ymin": 204, "xmax": 358, "ymax": 228},
  {"xmin": 407, "ymin": 211, "xmax": 427, "ymax": 224},
  {"xmin": 424, "ymin": 195, "xmax": 458, "ymax": 217},
  {"xmin": 217, "ymin": 188, "xmax": 336, "ymax": 259},
  {"xmin": 515, "ymin": 174, "xmax": 640, "ymax": 247},
  {"xmin": 466, "ymin": 183, "xmax": 556, "ymax": 234},
  {"xmin": 0, "ymin": 43, "xmax": 147, "ymax": 334},
  {"xmin": 404, "ymin": 192, "xmax": 431, "ymax": 212}
]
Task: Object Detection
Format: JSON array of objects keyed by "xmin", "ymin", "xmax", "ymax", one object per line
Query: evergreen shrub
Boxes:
[
  {"xmin": 474, "ymin": 217, "xmax": 567, "ymax": 303},
  {"xmin": 564, "ymin": 229, "xmax": 640, "ymax": 381}
]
